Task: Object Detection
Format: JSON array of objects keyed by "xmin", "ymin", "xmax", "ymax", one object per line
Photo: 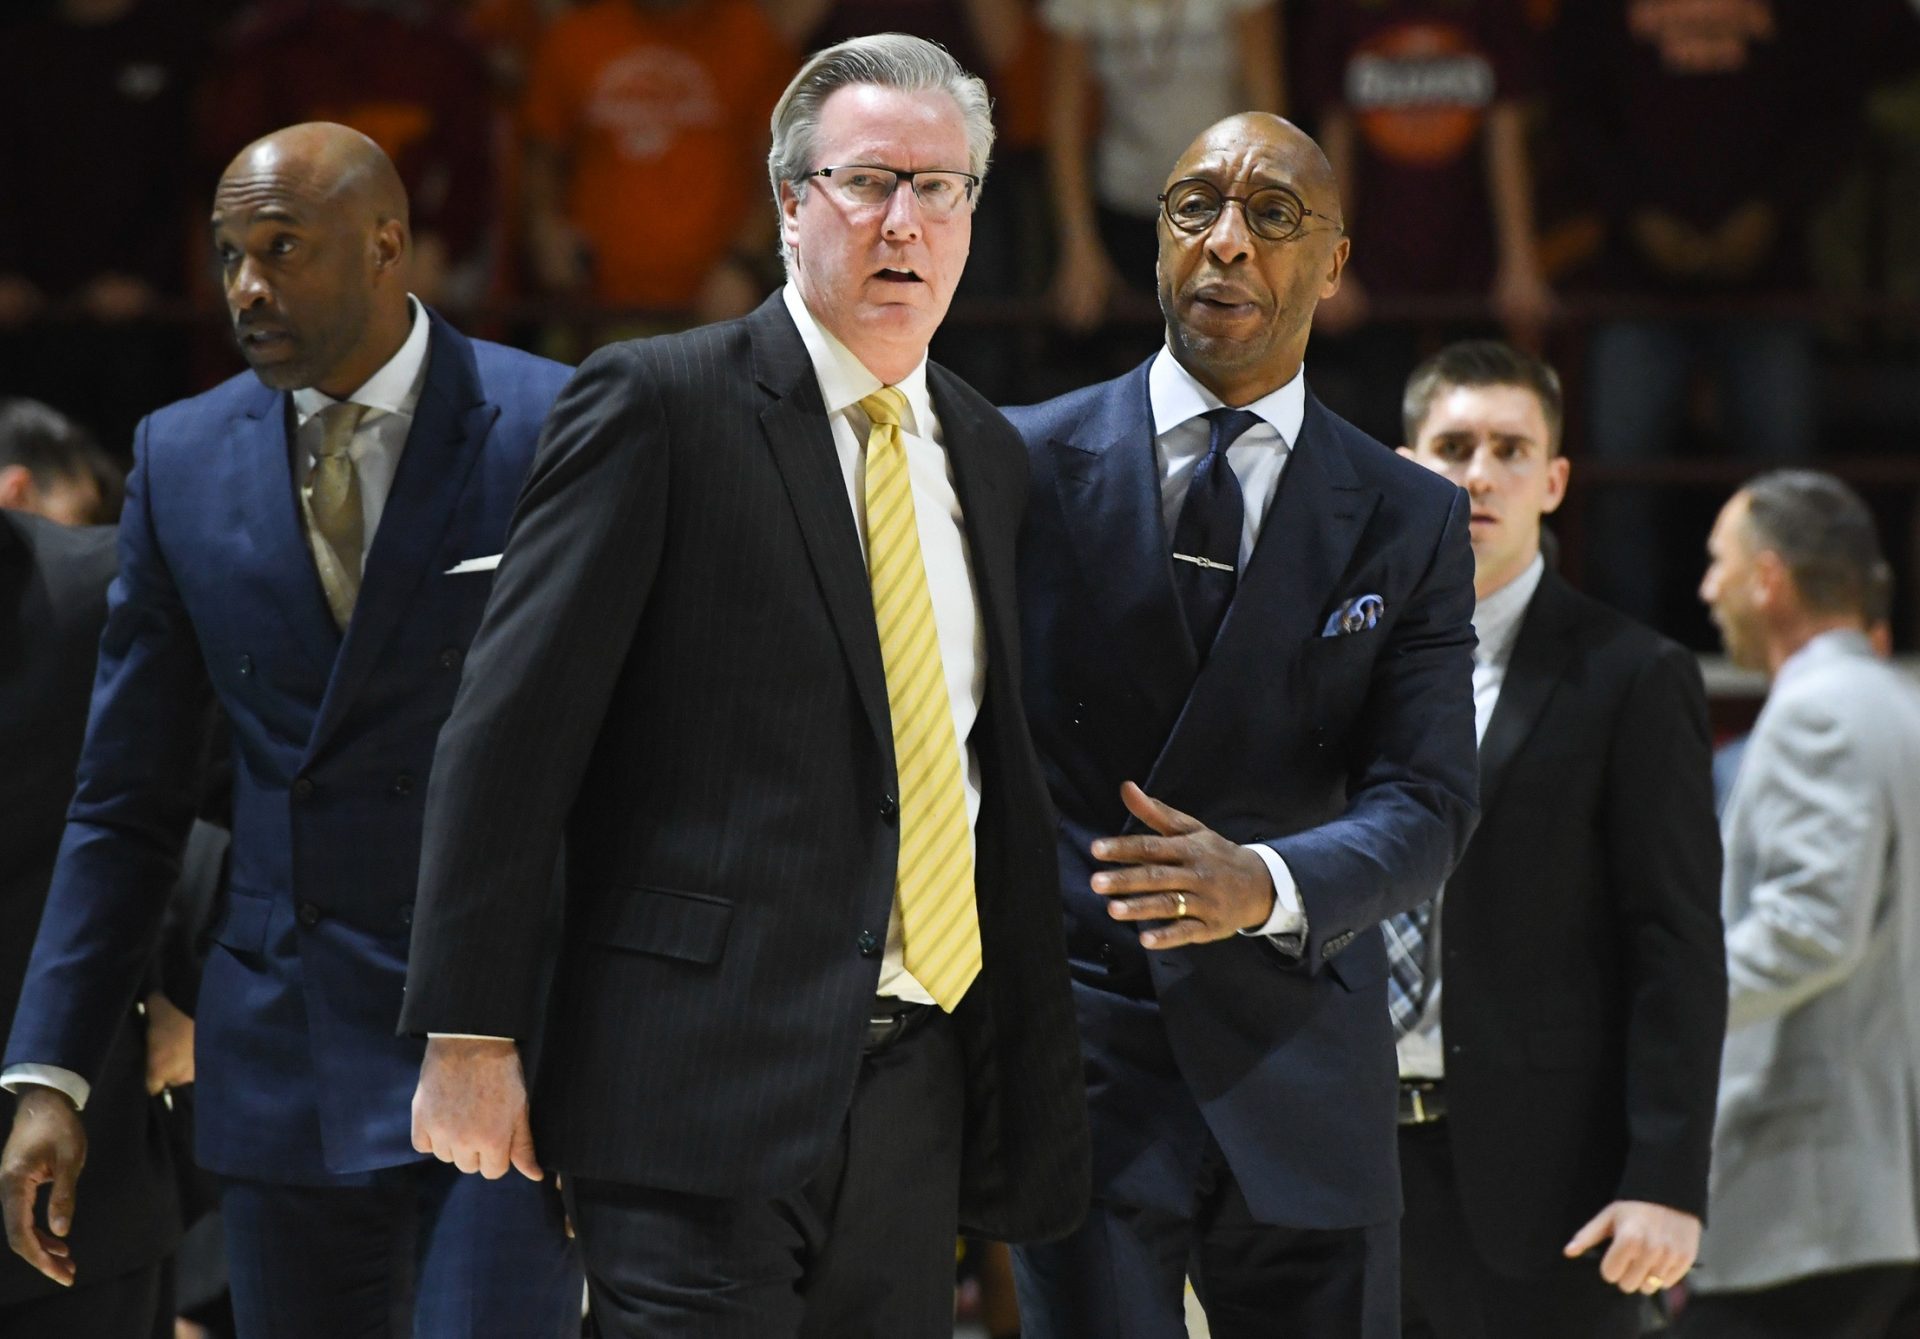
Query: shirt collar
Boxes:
[
  {"xmin": 1472, "ymin": 552, "xmax": 1545, "ymax": 667},
  {"xmin": 1776, "ymin": 627, "xmax": 1874, "ymax": 688},
  {"xmin": 1148, "ymin": 345, "xmax": 1305, "ymax": 448},
  {"xmin": 782, "ymin": 283, "xmax": 931, "ymax": 435},
  {"xmin": 291, "ymin": 296, "xmax": 432, "ymax": 428}
]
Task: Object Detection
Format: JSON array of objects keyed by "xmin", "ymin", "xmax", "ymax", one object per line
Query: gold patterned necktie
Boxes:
[
  {"xmin": 860, "ymin": 387, "xmax": 981, "ymax": 1011},
  {"xmin": 302, "ymin": 401, "xmax": 368, "ymax": 630}
]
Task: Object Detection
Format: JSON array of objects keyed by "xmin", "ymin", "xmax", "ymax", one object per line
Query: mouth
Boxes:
[
  {"xmin": 1188, "ymin": 280, "xmax": 1260, "ymax": 315},
  {"xmin": 872, "ymin": 266, "xmax": 923, "ymax": 285},
  {"xmin": 1469, "ymin": 512, "xmax": 1498, "ymax": 528},
  {"xmin": 237, "ymin": 325, "xmax": 293, "ymax": 355}
]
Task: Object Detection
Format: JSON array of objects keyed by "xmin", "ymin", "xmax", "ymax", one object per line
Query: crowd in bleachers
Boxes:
[{"xmin": 3, "ymin": 0, "xmax": 1919, "ymax": 645}]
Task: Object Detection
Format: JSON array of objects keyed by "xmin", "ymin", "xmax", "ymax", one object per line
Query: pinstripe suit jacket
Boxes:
[{"xmin": 401, "ymin": 295, "xmax": 1089, "ymax": 1241}]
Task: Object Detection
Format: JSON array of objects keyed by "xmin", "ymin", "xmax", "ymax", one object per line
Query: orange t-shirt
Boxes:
[{"xmin": 523, "ymin": 0, "xmax": 793, "ymax": 308}]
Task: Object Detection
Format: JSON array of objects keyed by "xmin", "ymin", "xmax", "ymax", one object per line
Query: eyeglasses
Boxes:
[
  {"xmin": 806, "ymin": 165, "xmax": 980, "ymax": 219},
  {"xmin": 1157, "ymin": 178, "xmax": 1339, "ymax": 243}
]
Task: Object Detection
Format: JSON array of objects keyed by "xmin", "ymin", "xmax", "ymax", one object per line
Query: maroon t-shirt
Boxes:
[{"xmin": 1302, "ymin": 0, "xmax": 1539, "ymax": 298}]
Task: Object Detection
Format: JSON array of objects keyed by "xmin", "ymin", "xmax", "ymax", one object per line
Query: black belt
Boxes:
[
  {"xmin": 866, "ymin": 997, "xmax": 934, "ymax": 1052},
  {"xmin": 1398, "ymin": 1080, "xmax": 1447, "ymax": 1125}
]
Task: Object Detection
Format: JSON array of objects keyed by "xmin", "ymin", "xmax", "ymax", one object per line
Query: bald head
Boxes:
[
  {"xmin": 1166, "ymin": 113, "xmax": 1341, "ymax": 222},
  {"xmin": 212, "ymin": 122, "xmax": 415, "ymax": 397},
  {"xmin": 1154, "ymin": 113, "xmax": 1349, "ymax": 406},
  {"xmin": 221, "ymin": 122, "xmax": 410, "ymax": 233}
]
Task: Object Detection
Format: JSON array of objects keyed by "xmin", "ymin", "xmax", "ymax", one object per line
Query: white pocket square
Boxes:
[{"xmin": 445, "ymin": 554, "xmax": 502, "ymax": 575}]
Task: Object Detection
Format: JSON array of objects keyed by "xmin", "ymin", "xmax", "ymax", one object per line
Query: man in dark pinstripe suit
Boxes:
[{"xmin": 400, "ymin": 34, "xmax": 1088, "ymax": 1339}]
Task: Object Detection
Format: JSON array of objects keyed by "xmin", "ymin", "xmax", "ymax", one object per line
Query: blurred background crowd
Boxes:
[{"xmin": 3, "ymin": 0, "xmax": 1919, "ymax": 654}]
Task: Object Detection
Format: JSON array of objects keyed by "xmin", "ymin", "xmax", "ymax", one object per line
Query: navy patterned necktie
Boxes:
[
  {"xmin": 1171, "ymin": 408, "xmax": 1261, "ymax": 659},
  {"xmin": 1386, "ymin": 900, "xmax": 1436, "ymax": 1038}
]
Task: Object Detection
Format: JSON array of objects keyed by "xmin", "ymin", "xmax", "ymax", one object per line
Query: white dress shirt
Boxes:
[
  {"xmin": 1397, "ymin": 552, "xmax": 1545, "ymax": 1080},
  {"xmin": 291, "ymin": 294, "xmax": 432, "ymax": 560},
  {"xmin": 783, "ymin": 285, "xmax": 985, "ymax": 1007},
  {"xmin": 1145, "ymin": 347, "xmax": 1311, "ymax": 943},
  {"xmin": 2, "ymin": 300, "xmax": 438, "ymax": 1108}
]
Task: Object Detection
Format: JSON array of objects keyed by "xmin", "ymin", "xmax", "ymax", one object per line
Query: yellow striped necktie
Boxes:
[{"xmin": 860, "ymin": 386, "xmax": 980, "ymax": 1011}]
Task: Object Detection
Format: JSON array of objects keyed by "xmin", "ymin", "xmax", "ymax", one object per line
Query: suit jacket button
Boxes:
[
  {"xmin": 398, "ymin": 904, "xmax": 413, "ymax": 928},
  {"xmin": 296, "ymin": 901, "xmax": 321, "ymax": 928},
  {"xmin": 857, "ymin": 930, "xmax": 880, "ymax": 958},
  {"xmin": 878, "ymin": 796, "xmax": 898, "ymax": 825},
  {"xmin": 391, "ymin": 772, "xmax": 414, "ymax": 797},
  {"xmin": 291, "ymin": 777, "xmax": 315, "ymax": 801},
  {"xmin": 238, "ymin": 654, "xmax": 253, "ymax": 677},
  {"xmin": 438, "ymin": 647, "xmax": 462, "ymax": 671}
]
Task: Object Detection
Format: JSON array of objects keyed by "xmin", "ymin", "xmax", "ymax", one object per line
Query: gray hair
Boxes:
[
  {"xmin": 1740, "ymin": 470, "xmax": 1886, "ymax": 618},
  {"xmin": 767, "ymin": 33, "xmax": 995, "ymax": 208}
]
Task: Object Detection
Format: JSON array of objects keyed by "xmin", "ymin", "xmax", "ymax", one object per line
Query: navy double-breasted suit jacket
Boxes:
[
  {"xmin": 4, "ymin": 311, "xmax": 569, "ymax": 1184},
  {"xmin": 1010, "ymin": 360, "xmax": 1479, "ymax": 1229}
]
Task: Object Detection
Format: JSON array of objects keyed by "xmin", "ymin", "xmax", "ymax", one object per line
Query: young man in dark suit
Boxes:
[
  {"xmin": 402, "ymin": 35, "xmax": 1087, "ymax": 1339},
  {"xmin": 1007, "ymin": 113, "xmax": 1480, "ymax": 1339},
  {"xmin": 1394, "ymin": 340, "xmax": 1727, "ymax": 1338},
  {"xmin": 0, "ymin": 124, "xmax": 581, "ymax": 1338}
]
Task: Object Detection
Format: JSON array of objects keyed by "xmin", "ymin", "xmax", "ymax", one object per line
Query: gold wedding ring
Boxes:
[
  {"xmin": 1173, "ymin": 892, "xmax": 1188, "ymax": 918},
  {"xmin": 1646, "ymin": 1277, "xmax": 1666, "ymax": 1290}
]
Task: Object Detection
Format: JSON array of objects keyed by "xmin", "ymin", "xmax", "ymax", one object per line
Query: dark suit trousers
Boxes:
[
  {"xmin": 1399, "ymin": 1122, "xmax": 1642, "ymax": 1339},
  {"xmin": 221, "ymin": 1157, "xmax": 581, "ymax": 1339},
  {"xmin": 0, "ymin": 1262, "xmax": 164, "ymax": 1339},
  {"xmin": 1673, "ymin": 1264, "xmax": 1920, "ymax": 1339},
  {"xmin": 564, "ymin": 1007, "xmax": 966, "ymax": 1339},
  {"xmin": 1012, "ymin": 1136, "xmax": 1395, "ymax": 1339}
]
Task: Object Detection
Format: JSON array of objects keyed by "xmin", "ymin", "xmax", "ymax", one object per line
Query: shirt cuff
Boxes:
[
  {"xmin": 1238, "ymin": 843, "xmax": 1306, "ymax": 948},
  {"xmin": 0, "ymin": 1064, "xmax": 91, "ymax": 1111},
  {"xmin": 426, "ymin": 1034, "xmax": 515, "ymax": 1042}
]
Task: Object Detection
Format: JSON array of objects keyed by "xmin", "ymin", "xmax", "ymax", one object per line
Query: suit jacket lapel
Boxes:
[
  {"xmin": 1137, "ymin": 391, "xmax": 1378, "ymax": 802},
  {"xmin": 233, "ymin": 383, "xmax": 342, "ymax": 679},
  {"xmin": 1050, "ymin": 361, "xmax": 1197, "ymax": 724},
  {"xmin": 308, "ymin": 314, "xmax": 497, "ymax": 758},
  {"xmin": 751, "ymin": 297, "xmax": 892, "ymax": 758},
  {"xmin": 1211, "ymin": 391, "xmax": 1375, "ymax": 666},
  {"xmin": 1476, "ymin": 568, "xmax": 1578, "ymax": 815}
]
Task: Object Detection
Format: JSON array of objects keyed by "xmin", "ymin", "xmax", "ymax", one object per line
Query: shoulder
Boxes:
[
  {"xmin": 466, "ymin": 335, "xmax": 573, "ymax": 406},
  {"xmin": 1310, "ymin": 396, "xmax": 1459, "ymax": 516},
  {"xmin": 5, "ymin": 512, "xmax": 116, "ymax": 603},
  {"xmin": 999, "ymin": 372, "xmax": 1136, "ymax": 449},
  {"xmin": 1548, "ymin": 576, "xmax": 1696, "ymax": 684},
  {"xmin": 139, "ymin": 370, "xmax": 272, "ymax": 453}
]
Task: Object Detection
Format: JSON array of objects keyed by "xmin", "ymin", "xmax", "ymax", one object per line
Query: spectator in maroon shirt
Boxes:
[{"xmin": 1552, "ymin": 0, "xmax": 1860, "ymax": 625}]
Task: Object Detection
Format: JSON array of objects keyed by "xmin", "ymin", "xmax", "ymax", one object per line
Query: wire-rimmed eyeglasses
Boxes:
[{"xmin": 1157, "ymin": 178, "xmax": 1340, "ymax": 242}]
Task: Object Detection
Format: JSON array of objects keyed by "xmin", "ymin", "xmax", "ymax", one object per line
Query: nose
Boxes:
[
  {"xmin": 1698, "ymin": 568, "xmax": 1716, "ymax": 605},
  {"xmin": 228, "ymin": 255, "xmax": 270, "ymax": 311},
  {"xmin": 1462, "ymin": 446, "xmax": 1496, "ymax": 493},
  {"xmin": 1203, "ymin": 201, "xmax": 1252, "ymax": 265},
  {"xmin": 881, "ymin": 180, "xmax": 923, "ymax": 243}
]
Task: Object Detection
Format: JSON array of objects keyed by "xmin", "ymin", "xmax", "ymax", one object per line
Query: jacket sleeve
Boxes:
[
  {"xmin": 1269, "ymin": 486, "xmax": 1481, "ymax": 970},
  {"xmin": 400, "ymin": 342, "xmax": 669, "ymax": 1038},
  {"xmin": 2, "ymin": 416, "xmax": 215, "ymax": 1083},
  {"xmin": 1723, "ymin": 691, "xmax": 1886, "ymax": 1031},
  {"xmin": 1606, "ymin": 642, "xmax": 1726, "ymax": 1215}
]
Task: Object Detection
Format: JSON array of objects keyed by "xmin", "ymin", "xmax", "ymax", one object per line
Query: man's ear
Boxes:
[
  {"xmin": 1752, "ymin": 548, "xmax": 1792, "ymax": 609},
  {"xmin": 1320, "ymin": 235, "xmax": 1351, "ymax": 299},
  {"xmin": 0, "ymin": 464, "xmax": 34, "ymax": 511},
  {"xmin": 1541, "ymin": 455, "xmax": 1572, "ymax": 515},
  {"xmin": 371, "ymin": 218, "xmax": 408, "ymax": 276},
  {"xmin": 779, "ymin": 181, "xmax": 802, "ymax": 255}
]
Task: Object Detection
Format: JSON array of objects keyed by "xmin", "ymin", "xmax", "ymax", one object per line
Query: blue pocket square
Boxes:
[{"xmin": 1322, "ymin": 593, "xmax": 1386, "ymax": 637}]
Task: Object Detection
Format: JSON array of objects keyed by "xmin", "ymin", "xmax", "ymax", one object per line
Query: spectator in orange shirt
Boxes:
[{"xmin": 521, "ymin": 0, "xmax": 794, "ymax": 323}]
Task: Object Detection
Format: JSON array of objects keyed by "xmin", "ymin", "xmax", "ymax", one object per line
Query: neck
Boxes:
[
  {"xmin": 1763, "ymin": 611, "xmax": 1864, "ymax": 678},
  {"xmin": 1475, "ymin": 542, "xmax": 1540, "ymax": 603},
  {"xmin": 1169, "ymin": 340, "xmax": 1300, "ymax": 409},
  {"xmin": 313, "ymin": 301, "xmax": 413, "ymax": 401}
]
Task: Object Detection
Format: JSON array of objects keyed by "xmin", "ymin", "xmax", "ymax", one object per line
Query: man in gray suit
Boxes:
[{"xmin": 1685, "ymin": 470, "xmax": 1920, "ymax": 1337}]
